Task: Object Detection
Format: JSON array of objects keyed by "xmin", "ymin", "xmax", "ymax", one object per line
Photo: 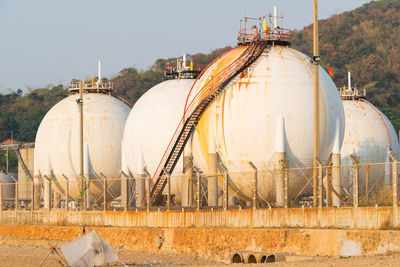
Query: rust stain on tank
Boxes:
[
  {"xmin": 237, "ymin": 80, "xmax": 257, "ymax": 90},
  {"xmin": 237, "ymin": 81, "xmax": 250, "ymax": 89},
  {"xmin": 221, "ymin": 91, "xmax": 229, "ymax": 154}
]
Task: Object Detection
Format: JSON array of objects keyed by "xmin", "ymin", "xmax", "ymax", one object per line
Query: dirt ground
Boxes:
[{"xmin": 0, "ymin": 236, "xmax": 400, "ymax": 266}]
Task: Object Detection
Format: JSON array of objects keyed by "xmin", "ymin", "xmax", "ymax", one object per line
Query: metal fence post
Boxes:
[
  {"xmin": 48, "ymin": 176, "xmax": 52, "ymax": 211},
  {"xmin": 121, "ymin": 171, "xmax": 129, "ymax": 211},
  {"xmin": 315, "ymin": 158, "xmax": 323, "ymax": 208},
  {"xmin": 53, "ymin": 190, "xmax": 61, "ymax": 209},
  {"xmin": 219, "ymin": 163, "xmax": 228, "ymax": 210},
  {"xmin": 183, "ymin": 154, "xmax": 193, "ymax": 207},
  {"xmin": 207, "ymin": 151, "xmax": 218, "ymax": 207},
  {"xmin": 0, "ymin": 180, "xmax": 3, "ymax": 212},
  {"xmin": 350, "ymin": 155, "xmax": 359, "ymax": 208},
  {"xmin": 31, "ymin": 179, "xmax": 34, "ymax": 211},
  {"xmin": 62, "ymin": 175, "xmax": 69, "ymax": 211},
  {"xmin": 163, "ymin": 168, "xmax": 171, "ymax": 211},
  {"xmin": 331, "ymin": 153, "xmax": 341, "ymax": 207},
  {"xmin": 144, "ymin": 168, "xmax": 151, "ymax": 212},
  {"xmin": 326, "ymin": 162, "xmax": 332, "ymax": 207},
  {"xmin": 12, "ymin": 177, "xmax": 18, "ymax": 211},
  {"xmin": 365, "ymin": 163, "xmax": 370, "ymax": 198},
  {"xmin": 103, "ymin": 176, "xmax": 107, "ymax": 211},
  {"xmin": 86, "ymin": 177, "xmax": 90, "ymax": 210},
  {"xmin": 43, "ymin": 175, "xmax": 51, "ymax": 211},
  {"xmin": 276, "ymin": 159, "xmax": 285, "ymax": 207},
  {"xmin": 146, "ymin": 177, "xmax": 150, "ymax": 211},
  {"xmin": 196, "ymin": 172, "xmax": 201, "ymax": 211},
  {"xmin": 389, "ymin": 152, "xmax": 398, "ymax": 207},
  {"xmin": 284, "ymin": 165, "xmax": 289, "ymax": 208},
  {"xmin": 81, "ymin": 175, "xmax": 86, "ymax": 211},
  {"xmin": 16, "ymin": 178, "xmax": 19, "ymax": 210},
  {"xmin": 394, "ymin": 161, "xmax": 398, "ymax": 208},
  {"xmin": 249, "ymin": 162, "xmax": 258, "ymax": 209},
  {"xmin": 318, "ymin": 164, "xmax": 323, "ymax": 208},
  {"xmin": 33, "ymin": 176, "xmax": 41, "ymax": 210}
]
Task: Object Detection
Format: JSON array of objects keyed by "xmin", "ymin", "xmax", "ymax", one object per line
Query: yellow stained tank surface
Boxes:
[{"xmin": 190, "ymin": 45, "xmax": 345, "ymax": 202}]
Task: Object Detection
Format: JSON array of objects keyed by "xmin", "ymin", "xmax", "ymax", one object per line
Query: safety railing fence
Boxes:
[
  {"xmin": 1, "ymin": 159, "xmax": 399, "ymax": 211},
  {"xmin": 237, "ymin": 27, "xmax": 292, "ymax": 44}
]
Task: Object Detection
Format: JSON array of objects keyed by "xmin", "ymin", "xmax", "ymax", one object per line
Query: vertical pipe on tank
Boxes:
[
  {"xmin": 135, "ymin": 148, "xmax": 146, "ymax": 208},
  {"xmin": 273, "ymin": 6, "xmax": 278, "ymax": 28},
  {"xmin": 332, "ymin": 119, "xmax": 341, "ymax": 206},
  {"xmin": 98, "ymin": 60, "xmax": 102, "ymax": 83},
  {"xmin": 348, "ymin": 71, "xmax": 352, "ymax": 92},
  {"xmin": 182, "ymin": 138, "xmax": 193, "ymax": 207},
  {"xmin": 78, "ymin": 80, "xmax": 85, "ymax": 211},
  {"xmin": 208, "ymin": 126, "xmax": 218, "ymax": 207},
  {"xmin": 275, "ymin": 117, "xmax": 286, "ymax": 207},
  {"xmin": 183, "ymin": 54, "xmax": 187, "ymax": 68},
  {"xmin": 84, "ymin": 143, "xmax": 90, "ymax": 209}
]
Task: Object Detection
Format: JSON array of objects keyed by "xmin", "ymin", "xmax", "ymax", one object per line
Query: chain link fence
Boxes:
[{"xmin": 1, "ymin": 156, "xmax": 399, "ymax": 211}]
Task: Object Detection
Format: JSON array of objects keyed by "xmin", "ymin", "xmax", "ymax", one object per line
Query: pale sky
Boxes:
[{"xmin": 0, "ymin": 0, "xmax": 372, "ymax": 93}]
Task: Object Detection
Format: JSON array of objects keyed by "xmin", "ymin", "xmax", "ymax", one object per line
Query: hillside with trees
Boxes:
[
  {"xmin": 1, "ymin": 0, "xmax": 399, "ymax": 147},
  {"xmin": 0, "ymin": 85, "xmax": 67, "ymax": 142},
  {"xmin": 110, "ymin": 46, "xmax": 232, "ymax": 104},
  {"xmin": 291, "ymin": 0, "xmax": 400, "ymax": 130},
  {"xmin": 0, "ymin": 46, "xmax": 233, "ymax": 146}
]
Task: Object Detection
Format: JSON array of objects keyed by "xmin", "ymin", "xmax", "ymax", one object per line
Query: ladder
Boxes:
[{"xmin": 148, "ymin": 37, "xmax": 268, "ymax": 205}]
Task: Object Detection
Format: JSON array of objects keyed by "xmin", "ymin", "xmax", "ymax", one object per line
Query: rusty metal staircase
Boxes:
[{"xmin": 147, "ymin": 37, "xmax": 268, "ymax": 205}]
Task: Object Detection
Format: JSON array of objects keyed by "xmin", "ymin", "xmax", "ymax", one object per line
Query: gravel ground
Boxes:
[{"xmin": 0, "ymin": 236, "xmax": 399, "ymax": 266}]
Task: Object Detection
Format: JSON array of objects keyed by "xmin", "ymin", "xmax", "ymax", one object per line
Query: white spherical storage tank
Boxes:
[
  {"xmin": 188, "ymin": 45, "xmax": 345, "ymax": 203},
  {"xmin": 34, "ymin": 93, "xmax": 130, "ymax": 200},
  {"xmin": 340, "ymin": 99, "xmax": 399, "ymax": 189},
  {"xmin": 122, "ymin": 79, "xmax": 195, "ymax": 204}
]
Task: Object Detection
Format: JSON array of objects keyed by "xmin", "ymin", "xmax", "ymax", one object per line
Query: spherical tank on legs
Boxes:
[
  {"xmin": 122, "ymin": 79, "xmax": 196, "ymax": 204},
  {"xmin": 191, "ymin": 46, "xmax": 345, "ymax": 203},
  {"xmin": 340, "ymin": 99, "xmax": 399, "ymax": 190},
  {"xmin": 34, "ymin": 93, "xmax": 130, "ymax": 200}
]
